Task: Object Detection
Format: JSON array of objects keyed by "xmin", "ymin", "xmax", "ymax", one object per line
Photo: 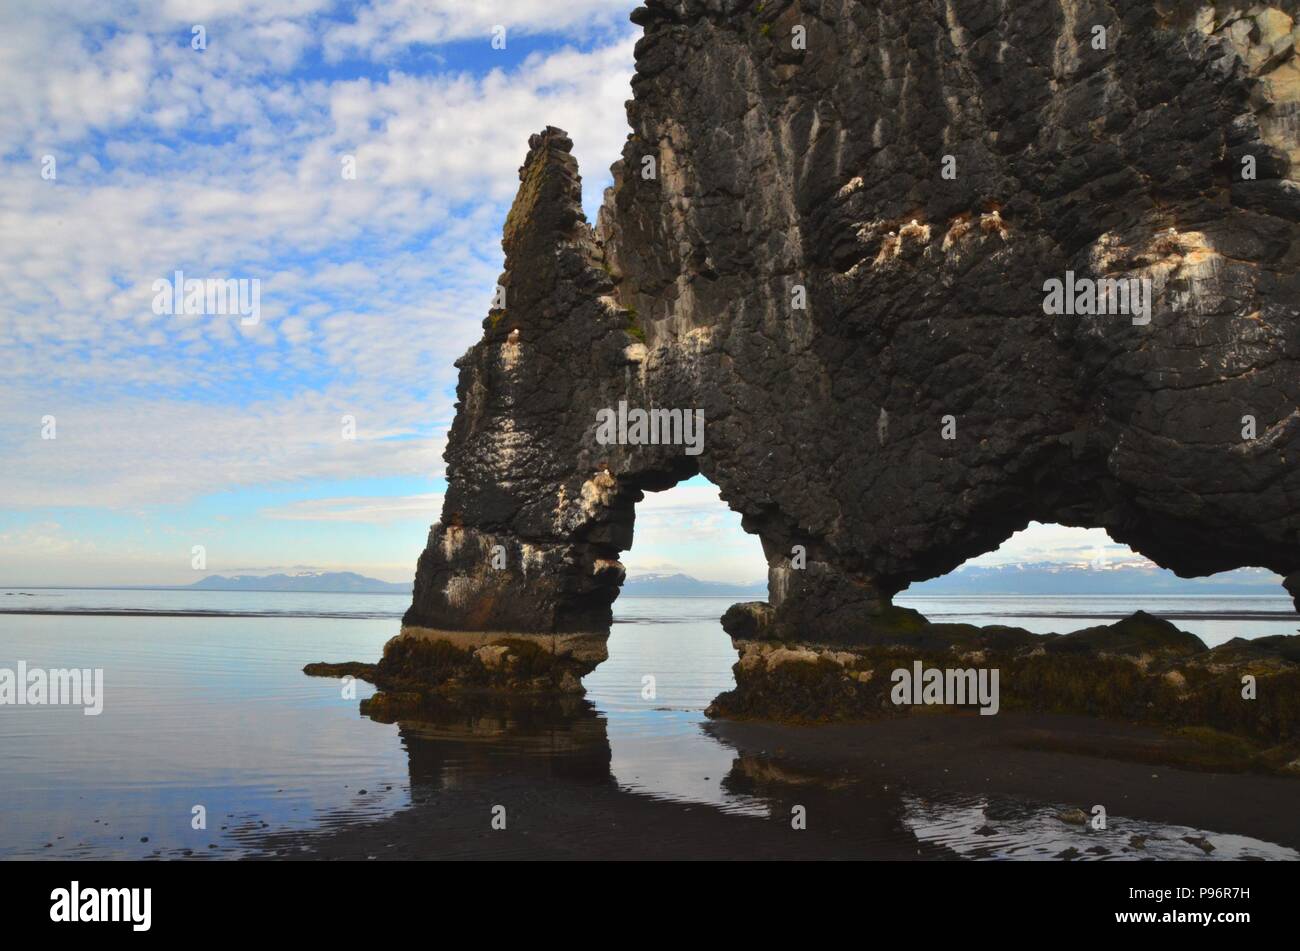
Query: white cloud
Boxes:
[
  {"xmin": 0, "ymin": 389, "xmax": 447, "ymax": 507},
  {"xmin": 0, "ymin": 522, "xmax": 98, "ymax": 557},
  {"xmin": 965, "ymin": 522, "xmax": 1149, "ymax": 567},
  {"xmin": 261, "ymin": 492, "xmax": 444, "ymax": 523},
  {"xmin": 321, "ymin": 0, "xmax": 630, "ymax": 62},
  {"xmin": 622, "ymin": 483, "xmax": 768, "ymax": 584},
  {"xmin": 0, "ymin": 10, "xmax": 637, "ymax": 509}
]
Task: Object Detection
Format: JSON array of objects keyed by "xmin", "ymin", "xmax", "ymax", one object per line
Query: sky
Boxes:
[
  {"xmin": 1, "ymin": 0, "xmax": 646, "ymax": 585},
  {"xmin": 0, "ymin": 0, "xmax": 1266, "ymax": 590}
]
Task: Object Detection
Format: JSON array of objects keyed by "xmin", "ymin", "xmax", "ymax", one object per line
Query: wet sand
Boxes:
[
  {"xmin": 249, "ymin": 711, "xmax": 1300, "ymax": 860},
  {"xmin": 710, "ymin": 714, "xmax": 1300, "ymax": 853}
]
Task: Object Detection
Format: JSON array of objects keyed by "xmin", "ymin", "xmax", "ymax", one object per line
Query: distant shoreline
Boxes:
[
  {"xmin": 0, "ymin": 608, "xmax": 401, "ymax": 618},
  {"xmin": 0, "ymin": 603, "xmax": 1293, "ymax": 623},
  {"xmin": 0, "ymin": 586, "xmax": 408, "ymax": 595},
  {"xmin": 2, "ymin": 587, "xmax": 1288, "ymax": 598}
]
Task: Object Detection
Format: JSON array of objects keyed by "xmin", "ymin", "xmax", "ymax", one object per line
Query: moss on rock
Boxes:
[{"xmin": 710, "ymin": 610, "xmax": 1300, "ymax": 759}]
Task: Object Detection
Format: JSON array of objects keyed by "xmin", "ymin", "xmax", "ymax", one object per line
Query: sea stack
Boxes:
[{"xmin": 372, "ymin": 1, "xmax": 1299, "ymax": 730}]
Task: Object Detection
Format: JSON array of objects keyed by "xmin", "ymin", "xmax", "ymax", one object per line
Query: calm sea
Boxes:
[{"xmin": 0, "ymin": 589, "xmax": 1295, "ymax": 860}]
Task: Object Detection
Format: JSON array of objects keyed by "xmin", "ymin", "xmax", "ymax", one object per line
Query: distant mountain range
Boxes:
[
  {"xmin": 902, "ymin": 563, "xmax": 1285, "ymax": 596},
  {"xmin": 620, "ymin": 572, "xmax": 766, "ymax": 597},
  {"xmin": 622, "ymin": 564, "xmax": 1286, "ymax": 598},
  {"xmin": 187, "ymin": 572, "xmax": 409, "ymax": 593},
  {"xmin": 186, "ymin": 570, "xmax": 758, "ymax": 597},
  {"xmin": 180, "ymin": 564, "xmax": 1288, "ymax": 598}
]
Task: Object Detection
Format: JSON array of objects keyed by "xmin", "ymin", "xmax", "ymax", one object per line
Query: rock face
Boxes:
[
  {"xmin": 709, "ymin": 613, "xmax": 1300, "ymax": 753},
  {"xmin": 385, "ymin": 1, "xmax": 1299, "ymax": 726}
]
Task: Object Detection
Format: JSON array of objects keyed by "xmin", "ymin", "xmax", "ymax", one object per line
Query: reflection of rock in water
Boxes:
[
  {"xmin": 368, "ymin": 693, "xmax": 616, "ymax": 791},
  {"xmin": 718, "ymin": 749, "xmax": 958, "ymax": 857},
  {"xmin": 900, "ymin": 795, "xmax": 1300, "ymax": 862},
  {"xmin": 722, "ymin": 727, "xmax": 1300, "ymax": 862}
]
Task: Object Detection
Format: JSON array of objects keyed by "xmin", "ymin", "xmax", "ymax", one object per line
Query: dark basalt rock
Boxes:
[
  {"xmin": 1043, "ymin": 610, "xmax": 1207, "ymax": 656},
  {"xmin": 380, "ymin": 2, "xmax": 1299, "ymax": 729},
  {"xmin": 708, "ymin": 613, "xmax": 1300, "ymax": 760},
  {"xmin": 303, "ymin": 628, "xmax": 601, "ymax": 716}
]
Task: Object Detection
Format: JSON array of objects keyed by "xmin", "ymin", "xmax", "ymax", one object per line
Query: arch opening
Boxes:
[
  {"xmin": 584, "ymin": 472, "xmax": 767, "ymax": 708},
  {"xmin": 897, "ymin": 522, "xmax": 1295, "ymax": 648},
  {"xmin": 579, "ymin": 473, "xmax": 770, "ymax": 813}
]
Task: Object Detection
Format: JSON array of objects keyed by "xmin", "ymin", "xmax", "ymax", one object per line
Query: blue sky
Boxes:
[
  {"xmin": 0, "ymin": 0, "xmax": 641, "ymax": 584},
  {"xmin": 0, "ymin": 0, "xmax": 1259, "ymax": 589}
]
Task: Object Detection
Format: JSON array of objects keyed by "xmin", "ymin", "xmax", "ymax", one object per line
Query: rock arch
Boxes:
[{"xmin": 356, "ymin": 1, "xmax": 1300, "ymax": 732}]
